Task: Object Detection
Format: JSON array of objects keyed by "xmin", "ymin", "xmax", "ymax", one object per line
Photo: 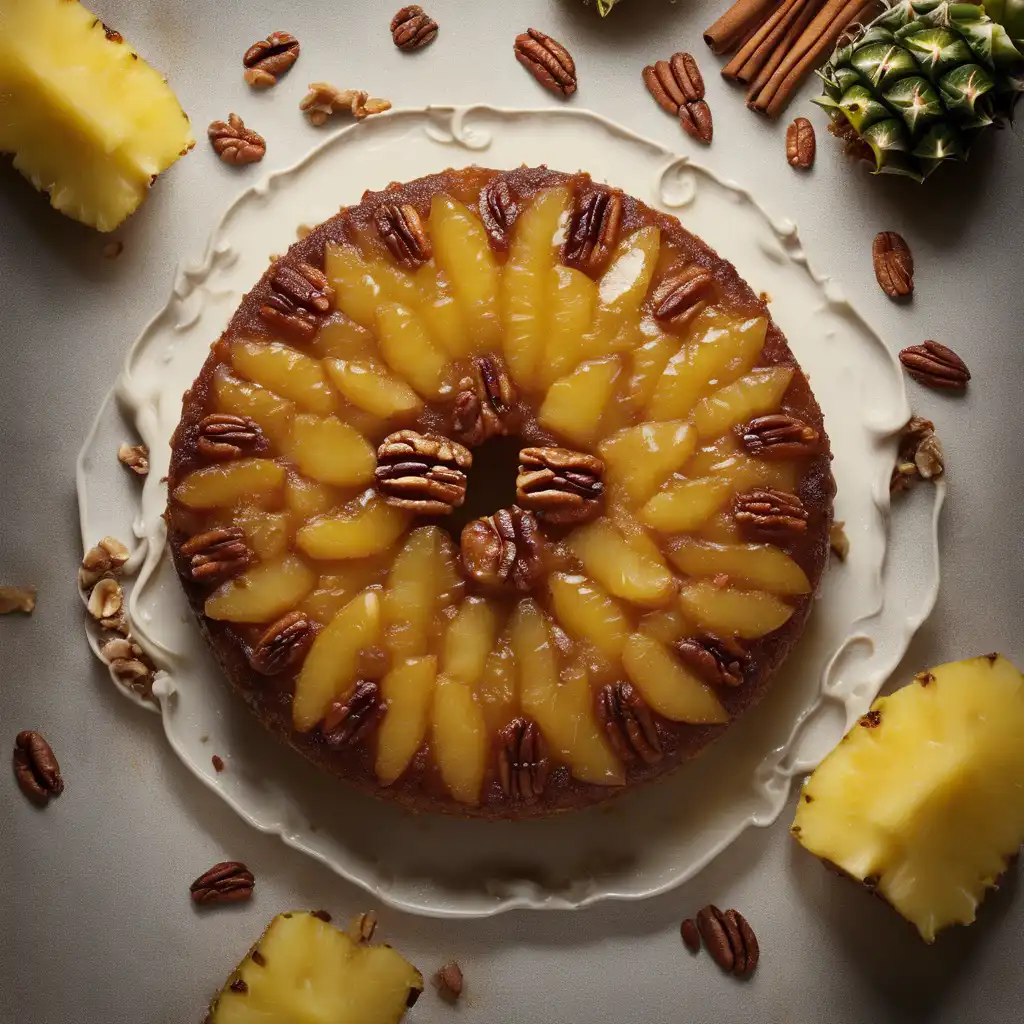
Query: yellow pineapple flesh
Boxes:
[
  {"xmin": 206, "ymin": 910, "xmax": 422, "ymax": 1023},
  {"xmin": 0, "ymin": 0, "xmax": 194, "ymax": 231},
  {"xmin": 793, "ymin": 655, "xmax": 1024, "ymax": 942}
]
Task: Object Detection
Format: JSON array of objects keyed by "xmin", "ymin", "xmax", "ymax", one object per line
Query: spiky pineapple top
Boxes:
[{"xmin": 817, "ymin": 0, "xmax": 1024, "ymax": 180}]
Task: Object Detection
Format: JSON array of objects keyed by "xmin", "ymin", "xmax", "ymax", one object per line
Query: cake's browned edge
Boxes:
[{"xmin": 166, "ymin": 165, "xmax": 835, "ymax": 820}]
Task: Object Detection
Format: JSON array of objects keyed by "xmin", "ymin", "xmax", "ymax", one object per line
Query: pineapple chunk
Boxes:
[
  {"xmin": 293, "ymin": 590, "xmax": 381, "ymax": 731},
  {"xmin": 442, "ymin": 597, "xmax": 500, "ymax": 685},
  {"xmin": 692, "ymin": 366, "xmax": 794, "ymax": 440},
  {"xmin": 638, "ymin": 604, "xmax": 692, "ymax": 645},
  {"xmin": 323, "ymin": 359, "xmax": 423, "ymax": 421},
  {"xmin": 376, "ymin": 655, "xmax": 437, "ymax": 785},
  {"xmin": 0, "ymin": 0, "xmax": 194, "ymax": 231},
  {"xmin": 667, "ymin": 538, "xmax": 811, "ymax": 595},
  {"xmin": 325, "ymin": 243, "xmax": 389, "ymax": 329},
  {"xmin": 232, "ymin": 341, "xmax": 337, "ymax": 416},
  {"xmin": 569, "ymin": 519, "xmax": 676, "ymax": 608},
  {"xmin": 430, "ymin": 194, "xmax": 502, "ymax": 351},
  {"xmin": 621, "ymin": 632, "xmax": 728, "ymax": 724},
  {"xmin": 476, "ymin": 635, "xmax": 518, "ymax": 734},
  {"xmin": 311, "ymin": 315, "xmax": 378, "ymax": 361},
  {"xmin": 300, "ymin": 556, "xmax": 393, "ymax": 625},
  {"xmin": 213, "ymin": 367, "xmax": 295, "ymax": 450},
  {"xmin": 432, "ymin": 676, "xmax": 488, "ymax": 805},
  {"xmin": 538, "ymin": 356, "xmax": 621, "ymax": 449},
  {"xmin": 510, "ymin": 600, "xmax": 624, "ymax": 786},
  {"xmin": 289, "ymin": 414, "xmax": 376, "ymax": 487},
  {"xmin": 205, "ymin": 556, "xmax": 316, "ymax": 624},
  {"xmin": 501, "ymin": 186, "xmax": 571, "ymax": 388},
  {"xmin": 548, "ymin": 573, "xmax": 630, "ymax": 661},
  {"xmin": 621, "ymin": 317, "xmax": 684, "ymax": 415},
  {"xmin": 793, "ymin": 655, "xmax": 1024, "ymax": 943},
  {"xmin": 206, "ymin": 910, "xmax": 422, "ymax": 1023},
  {"xmin": 284, "ymin": 472, "xmax": 347, "ymax": 520},
  {"xmin": 297, "ymin": 491, "xmax": 410, "ymax": 560},
  {"xmin": 537, "ymin": 264, "xmax": 597, "ymax": 389},
  {"xmin": 233, "ymin": 507, "xmax": 292, "ymax": 561},
  {"xmin": 174, "ymin": 458, "xmax": 285, "ymax": 509},
  {"xmin": 639, "ymin": 476, "xmax": 732, "ymax": 533},
  {"xmin": 599, "ymin": 421, "xmax": 697, "ymax": 506},
  {"xmin": 414, "ymin": 263, "xmax": 473, "ymax": 358},
  {"xmin": 678, "ymin": 580, "xmax": 794, "ymax": 639},
  {"xmin": 375, "ymin": 303, "xmax": 453, "ymax": 399}
]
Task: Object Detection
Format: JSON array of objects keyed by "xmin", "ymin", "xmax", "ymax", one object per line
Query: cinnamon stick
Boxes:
[
  {"xmin": 745, "ymin": 0, "xmax": 827, "ymax": 98},
  {"xmin": 723, "ymin": 0, "xmax": 809, "ymax": 82},
  {"xmin": 752, "ymin": 0, "xmax": 878, "ymax": 116},
  {"xmin": 704, "ymin": 0, "xmax": 783, "ymax": 54}
]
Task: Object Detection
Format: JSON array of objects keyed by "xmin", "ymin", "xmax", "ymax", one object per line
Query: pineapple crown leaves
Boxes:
[{"xmin": 816, "ymin": 0, "xmax": 1024, "ymax": 179}]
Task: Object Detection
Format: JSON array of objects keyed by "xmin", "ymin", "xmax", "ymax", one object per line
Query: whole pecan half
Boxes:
[
  {"xmin": 322, "ymin": 681, "xmax": 385, "ymax": 747},
  {"xmin": 681, "ymin": 918, "xmax": 701, "ymax": 953},
  {"xmin": 696, "ymin": 905, "xmax": 759, "ymax": 976},
  {"xmin": 375, "ymin": 430, "xmax": 471, "ymax": 514},
  {"xmin": 676, "ymin": 634, "xmax": 747, "ymax": 687},
  {"xmin": 653, "ymin": 266, "xmax": 715, "ymax": 328},
  {"xmin": 513, "ymin": 28, "xmax": 577, "ymax": 97},
  {"xmin": 516, "ymin": 447, "xmax": 604, "ymax": 525},
  {"xmin": 733, "ymin": 487, "xmax": 808, "ymax": 540},
  {"xmin": 375, "ymin": 203, "xmax": 431, "ymax": 267},
  {"xmin": 12, "ymin": 731, "xmax": 64, "ymax": 805},
  {"xmin": 898, "ymin": 341, "xmax": 970, "ymax": 391},
  {"xmin": 180, "ymin": 527, "xmax": 251, "ymax": 585},
  {"xmin": 391, "ymin": 5, "xmax": 438, "ymax": 50},
  {"xmin": 196, "ymin": 413, "xmax": 267, "ymax": 460},
  {"xmin": 189, "ymin": 861, "xmax": 255, "ymax": 904},
  {"xmin": 497, "ymin": 717, "xmax": 549, "ymax": 802},
  {"xmin": 460, "ymin": 506, "xmax": 546, "ymax": 592},
  {"xmin": 478, "ymin": 178, "xmax": 519, "ymax": 252},
  {"xmin": 786, "ymin": 117, "xmax": 816, "ymax": 169},
  {"xmin": 679, "ymin": 99, "xmax": 713, "ymax": 144},
  {"xmin": 872, "ymin": 231, "xmax": 914, "ymax": 299},
  {"xmin": 642, "ymin": 52, "xmax": 705, "ymax": 115},
  {"xmin": 249, "ymin": 611, "xmax": 316, "ymax": 676},
  {"xmin": 564, "ymin": 190, "xmax": 623, "ymax": 277},
  {"xmin": 242, "ymin": 31, "xmax": 300, "ymax": 88},
  {"xmin": 597, "ymin": 682, "xmax": 662, "ymax": 765},
  {"xmin": 451, "ymin": 354, "xmax": 518, "ymax": 446},
  {"xmin": 738, "ymin": 414, "xmax": 820, "ymax": 460},
  {"xmin": 208, "ymin": 114, "xmax": 266, "ymax": 166},
  {"xmin": 261, "ymin": 261, "xmax": 334, "ymax": 340}
]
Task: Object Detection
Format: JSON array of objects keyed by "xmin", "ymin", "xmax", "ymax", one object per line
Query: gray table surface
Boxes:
[{"xmin": 2, "ymin": 1, "xmax": 1023, "ymax": 1021}]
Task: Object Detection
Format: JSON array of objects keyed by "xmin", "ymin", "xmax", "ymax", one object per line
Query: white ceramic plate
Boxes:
[{"xmin": 77, "ymin": 106, "xmax": 943, "ymax": 918}]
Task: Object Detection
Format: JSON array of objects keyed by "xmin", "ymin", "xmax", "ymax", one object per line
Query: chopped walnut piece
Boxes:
[
  {"xmin": 0, "ymin": 586, "xmax": 36, "ymax": 615},
  {"xmin": 100, "ymin": 636, "xmax": 155, "ymax": 691},
  {"xmin": 300, "ymin": 83, "xmax": 392, "ymax": 126},
  {"xmin": 87, "ymin": 578, "xmax": 123, "ymax": 621},
  {"xmin": 891, "ymin": 416, "xmax": 945, "ymax": 493},
  {"xmin": 78, "ymin": 537, "xmax": 130, "ymax": 589},
  {"xmin": 117, "ymin": 443, "xmax": 149, "ymax": 476}
]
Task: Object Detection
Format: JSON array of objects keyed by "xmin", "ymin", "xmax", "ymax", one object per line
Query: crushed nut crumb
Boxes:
[
  {"xmin": 79, "ymin": 537, "xmax": 130, "ymax": 589},
  {"xmin": 829, "ymin": 521, "xmax": 849, "ymax": 561},
  {"xmin": 890, "ymin": 416, "xmax": 944, "ymax": 494},
  {"xmin": 300, "ymin": 83, "xmax": 392, "ymax": 126},
  {"xmin": 118, "ymin": 443, "xmax": 149, "ymax": 476},
  {"xmin": 0, "ymin": 585, "xmax": 36, "ymax": 615},
  {"xmin": 87, "ymin": 578, "xmax": 123, "ymax": 621},
  {"xmin": 434, "ymin": 961, "xmax": 463, "ymax": 1003}
]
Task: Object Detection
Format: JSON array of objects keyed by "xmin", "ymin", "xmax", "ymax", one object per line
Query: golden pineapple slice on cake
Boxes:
[
  {"xmin": 0, "ymin": 0, "xmax": 194, "ymax": 230},
  {"xmin": 793, "ymin": 655, "xmax": 1024, "ymax": 942}
]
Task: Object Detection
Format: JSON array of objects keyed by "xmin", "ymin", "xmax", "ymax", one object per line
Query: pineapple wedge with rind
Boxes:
[
  {"xmin": 793, "ymin": 655, "xmax": 1024, "ymax": 943},
  {"xmin": 0, "ymin": 0, "xmax": 194, "ymax": 231},
  {"xmin": 206, "ymin": 910, "xmax": 422, "ymax": 1024}
]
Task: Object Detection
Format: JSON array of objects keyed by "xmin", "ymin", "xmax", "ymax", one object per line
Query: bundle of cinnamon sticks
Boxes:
[{"xmin": 703, "ymin": 0, "xmax": 881, "ymax": 118}]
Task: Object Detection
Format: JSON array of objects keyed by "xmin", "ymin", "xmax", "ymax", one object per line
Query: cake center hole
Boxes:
[{"xmin": 446, "ymin": 434, "xmax": 522, "ymax": 537}]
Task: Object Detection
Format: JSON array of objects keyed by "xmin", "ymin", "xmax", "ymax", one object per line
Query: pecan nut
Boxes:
[
  {"xmin": 516, "ymin": 447, "xmax": 604, "ymax": 525},
  {"xmin": 597, "ymin": 682, "xmax": 662, "ymax": 765},
  {"xmin": 681, "ymin": 918, "xmax": 701, "ymax": 953},
  {"xmin": 461, "ymin": 506, "xmax": 546, "ymax": 592},
  {"xmin": 242, "ymin": 31, "xmax": 300, "ymax": 88},
  {"xmin": 208, "ymin": 114, "xmax": 266, "ymax": 166},
  {"xmin": 738, "ymin": 414, "xmax": 820, "ymax": 460},
  {"xmin": 679, "ymin": 99, "xmax": 714, "ymax": 144},
  {"xmin": 391, "ymin": 5, "xmax": 438, "ymax": 50},
  {"xmin": 696, "ymin": 905, "xmax": 759, "ymax": 976},
  {"xmin": 675, "ymin": 634, "xmax": 747, "ymax": 687},
  {"xmin": 451, "ymin": 354, "xmax": 519, "ymax": 446},
  {"xmin": 891, "ymin": 415, "xmax": 944, "ymax": 492},
  {"xmin": 249, "ymin": 611, "xmax": 316, "ymax": 676},
  {"xmin": 180, "ymin": 527, "xmax": 251, "ymax": 585},
  {"xmin": 497, "ymin": 717, "xmax": 550, "ymax": 802},
  {"xmin": 653, "ymin": 266, "xmax": 715, "ymax": 328},
  {"xmin": 872, "ymin": 231, "xmax": 914, "ymax": 299},
  {"xmin": 478, "ymin": 178, "xmax": 519, "ymax": 252},
  {"xmin": 300, "ymin": 83, "xmax": 392, "ymax": 126},
  {"xmin": 12, "ymin": 731, "xmax": 64, "ymax": 805},
  {"xmin": 189, "ymin": 861, "xmax": 255, "ymax": 904},
  {"xmin": 898, "ymin": 341, "xmax": 970, "ymax": 390},
  {"xmin": 117, "ymin": 443, "xmax": 149, "ymax": 476},
  {"xmin": 196, "ymin": 413, "xmax": 267, "ymax": 460},
  {"xmin": 375, "ymin": 430, "xmax": 471, "ymax": 514},
  {"xmin": 564, "ymin": 190, "xmax": 623, "ymax": 277},
  {"xmin": 642, "ymin": 52, "xmax": 705, "ymax": 115},
  {"xmin": 322, "ymin": 680, "xmax": 385, "ymax": 747},
  {"xmin": 260, "ymin": 261, "xmax": 334, "ymax": 339},
  {"xmin": 375, "ymin": 203, "xmax": 432, "ymax": 267},
  {"xmin": 786, "ymin": 116, "xmax": 816, "ymax": 169},
  {"xmin": 513, "ymin": 28, "xmax": 577, "ymax": 97},
  {"xmin": 733, "ymin": 487, "xmax": 808, "ymax": 540}
]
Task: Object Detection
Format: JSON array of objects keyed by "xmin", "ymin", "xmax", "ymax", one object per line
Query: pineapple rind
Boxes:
[{"xmin": 793, "ymin": 655, "xmax": 1024, "ymax": 942}]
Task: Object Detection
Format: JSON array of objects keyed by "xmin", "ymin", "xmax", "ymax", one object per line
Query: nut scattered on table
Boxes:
[
  {"xmin": 300, "ymin": 83, "xmax": 392, "ymax": 126},
  {"xmin": 872, "ymin": 231, "xmax": 914, "ymax": 299},
  {"xmin": 899, "ymin": 341, "xmax": 970, "ymax": 391},
  {"xmin": 681, "ymin": 918, "xmax": 701, "ymax": 953},
  {"xmin": 694, "ymin": 905, "xmax": 759, "ymax": 977},
  {"xmin": 890, "ymin": 415, "xmax": 944, "ymax": 493},
  {"xmin": 242, "ymin": 31, "xmax": 300, "ymax": 88},
  {"xmin": 786, "ymin": 117, "xmax": 816, "ymax": 169},
  {"xmin": 189, "ymin": 861, "xmax": 255, "ymax": 904},
  {"xmin": 211, "ymin": 754, "xmax": 225, "ymax": 773},
  {"xmin": 117, "ymin": 442, "xmax": 149, "ymax": 476},
  {"xmin": 829, "ymin": 521, "xmax": 850, "ymax": 562},
  {"xmin": 102, "ymin": 240, "xmax": 124, "ymax": 260},
  {"xmin": 642, "ymin": 52, "xmax": 712, "ymax": 144},
  {"xmin": 391, "ymin": 6, "xmax": 438, "ymax": 50},
  {"xmin": 434, "ymin": 961, "xmax": 464, "ymax": 1003},
  {"xmin": 0, "ymin": 585, "xmax": 36, "ymax": 615},
  {"xmin": 513, "ymin": 28, "xmax": 577, "ymax": 97},
  {"xmin": 208, "ymin": 114, "xmax": 266, "ymax": 166},
  {"xmin": 12, "ymin": 730, "xmax": 64, "ymax": 806}
]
